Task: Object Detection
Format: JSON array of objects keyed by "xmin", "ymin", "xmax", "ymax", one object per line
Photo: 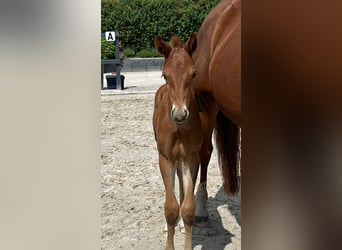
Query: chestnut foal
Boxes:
[{"xmin": 153, "ymin": 34, "xmax": 202, "ymax": 250}]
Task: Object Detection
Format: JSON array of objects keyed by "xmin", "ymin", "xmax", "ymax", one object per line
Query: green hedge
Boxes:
[
  {"xmin": 101, "ymin": 0, "xmax": 220, "ymax": 58},
  {"xmin": 101, "ymin": 37, "xmax": 116, "ymax": 60}
]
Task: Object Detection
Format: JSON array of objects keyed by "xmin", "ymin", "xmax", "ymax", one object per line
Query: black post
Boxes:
[
  {"xmin": 101, "ymin": 63, "xmax": 104, "ymax": 90},
  {"xmin": 101, "ymin": 31, "xmax": 123, "ymax": 90},
  {"xmin": 101, "ymin": 32, "xmax": 105, "ymax": 90},
  {"xmin": 115, "ymin": 31, "xmax": 122, "ymax": 90}
]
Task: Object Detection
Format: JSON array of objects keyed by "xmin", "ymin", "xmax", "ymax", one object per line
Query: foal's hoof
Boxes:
[{"xmin": 194, "ymin": 216, "xmax": 209, "ymax": 227}]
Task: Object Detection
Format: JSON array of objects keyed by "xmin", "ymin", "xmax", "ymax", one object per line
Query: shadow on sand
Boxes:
[{"xmin": 192, "ymin": 186, "xmax": 241, "ymax": 249}]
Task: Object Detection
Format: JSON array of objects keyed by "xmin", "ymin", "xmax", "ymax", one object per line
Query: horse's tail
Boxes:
[{"xmin": 215, "ymin": 110, "xmax": 240, "ymax": 195}]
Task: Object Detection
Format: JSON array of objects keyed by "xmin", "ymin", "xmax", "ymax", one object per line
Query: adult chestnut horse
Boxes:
[
  {"xmin": 153, "ymin": 34, "xmax": 205, "ymax": 250},
  {"xmin": 193, "ymin": 0, "xmax": 241, "ymax": 222}
]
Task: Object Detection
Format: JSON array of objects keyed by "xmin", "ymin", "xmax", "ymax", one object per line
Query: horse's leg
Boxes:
[
  {"xmin": 181, "ymin": 159, "xmax": 199, "ymax": 250},
  {"xmin": 195, "ymin": 138, "xmax": 213, "ymax": 224},
  {"xmin": 163, "ymin": 165, "xmax": 178, "ymax": 235},
  {"xmin": 196, "ymin": 97, "xmax": 217, "ymax": 224},
  {"xmin": 159, "ymin": 154, "xmax": 179, "ymax": 250},
  {"xmin": 176, "ymin": 162, "xmax": 185, "ymax": 233},
  {"xmin": 176, "ymin": 161, "xmax": 184, "ymax": 205}
]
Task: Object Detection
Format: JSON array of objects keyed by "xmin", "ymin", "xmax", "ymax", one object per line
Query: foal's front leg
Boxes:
[{"xmin": 159, "ymin": 154, "xmax": 179, "ymax": 250}]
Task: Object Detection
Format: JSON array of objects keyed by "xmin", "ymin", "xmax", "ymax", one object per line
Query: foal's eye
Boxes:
[
  {"xmin": 161, "ymin": 73, "xmax": 167, "ymax": 81},
  {"xmin": 192, "ymin": 71, "xmax": 197, "ymax": 79}
]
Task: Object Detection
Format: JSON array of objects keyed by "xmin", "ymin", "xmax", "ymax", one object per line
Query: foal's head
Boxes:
[{"xmin": 155, "ymin": 34, "xmax": 197, "ymax": 125}]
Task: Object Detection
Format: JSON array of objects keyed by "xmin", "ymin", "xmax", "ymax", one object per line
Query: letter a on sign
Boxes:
[{"xmin": 105, "ymin": 31, "xmax": 115, "ymax": 42}]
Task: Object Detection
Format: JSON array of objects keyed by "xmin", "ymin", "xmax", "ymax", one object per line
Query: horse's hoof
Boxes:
[{"xmin": 194, "ymin": 216, "xmax": 209, "ymax": 227}]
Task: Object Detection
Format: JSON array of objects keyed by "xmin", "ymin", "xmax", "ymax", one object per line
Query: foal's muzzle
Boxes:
[{"xmin": 171, "ymin": 107, "xmax": 189, "ymax": 124}]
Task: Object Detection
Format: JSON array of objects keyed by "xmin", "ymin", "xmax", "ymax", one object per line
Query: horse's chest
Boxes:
[{"xmin": 157, "ymin": 131, "xmax": 201, "ymax": 162}]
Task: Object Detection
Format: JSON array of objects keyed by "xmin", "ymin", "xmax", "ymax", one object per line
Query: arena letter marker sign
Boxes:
[{"xmin": 105, "ymin": 31, "xmax": 115, "ymax": 42}]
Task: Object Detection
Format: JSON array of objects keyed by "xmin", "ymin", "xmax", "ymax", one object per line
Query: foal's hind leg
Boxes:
[
  {"xmin": 159, "ymin": 154, "xmax": 179, "ymax": 250},
  {"xmin": 176, "ymin": 164, "xmax": 186, "ymax": 234}
]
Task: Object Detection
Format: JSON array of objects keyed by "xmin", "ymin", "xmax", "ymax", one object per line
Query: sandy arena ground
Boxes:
[{"xmin": 101, "ymin": 72, "xmax": 241, "ymax": 250}]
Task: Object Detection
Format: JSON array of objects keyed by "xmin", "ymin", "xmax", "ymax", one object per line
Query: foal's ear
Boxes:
[
  {"xmin": 155, "ymin": 36, "xmax": 171, "ymax": 58},
  {"xmin": 185, "ymin": 33, "xmax": 197, "ymax": 57}
]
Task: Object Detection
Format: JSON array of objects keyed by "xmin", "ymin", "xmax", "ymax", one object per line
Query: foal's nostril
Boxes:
[
  {"xmin": 171, "ymin": 108, "xmax": 176, "ymax": 119},
  {"xmin": 184, "ymin": 109, "xmax": 189, "ymax": 119}
]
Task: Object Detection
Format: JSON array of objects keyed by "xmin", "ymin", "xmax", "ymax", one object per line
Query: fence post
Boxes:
[
  {"xmin": 101, "ymin": 31, "xmax": 123, "ymax": 90},
  {"xmin": 115, "ymin": 31, "xmax": 122, "ymax": 90}
]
